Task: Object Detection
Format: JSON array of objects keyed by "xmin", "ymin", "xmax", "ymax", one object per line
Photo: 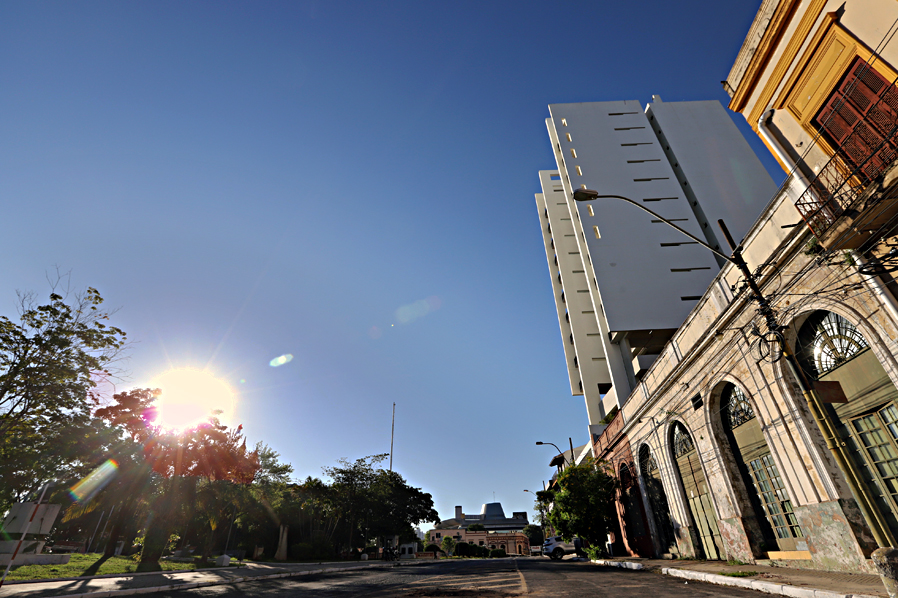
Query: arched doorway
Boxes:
[
  {"xmin": 638, "ymin": 444, "xmax": 677, "ymax": 555},
  {"xmin": 618, "ymin": 462, "xmax": 649, "ymax": 555},
  {"xmin": 796, "ymin": 310, "xmax": 898, "ymax": 539},
  {"xmin": 720, "ymin": 383, "xmax": 804, "ymax": 552},
  {"xmin": 670, "ymin": 421, "xmax": 723, "ymax": 559}
]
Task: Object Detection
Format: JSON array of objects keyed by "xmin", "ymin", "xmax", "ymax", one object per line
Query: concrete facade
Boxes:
[{"xmin": 537, "ymin": 99, "xmax": 777, "ymax": 428}]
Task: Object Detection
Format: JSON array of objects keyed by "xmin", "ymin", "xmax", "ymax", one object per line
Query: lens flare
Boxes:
[
  {"xmin": 69, "ymin": 459, "xmax": 119, "ymax": 503},
  {"xmin": 395, "ymin": 295, "xmax": 441, "ymax": 325},
  {"xmin": 269, "ymin": 354, "xmax": 293, "ymax": 367}
]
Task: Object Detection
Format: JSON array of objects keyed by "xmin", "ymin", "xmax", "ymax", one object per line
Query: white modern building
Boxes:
[{"xmin": 536, "ymin": 98, "xmax": 777, "ymax": 431}]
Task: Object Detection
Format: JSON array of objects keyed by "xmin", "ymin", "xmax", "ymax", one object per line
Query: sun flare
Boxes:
[{"xmin": 151, "ymin": 368, "xmax": 236, "ymax": 430}]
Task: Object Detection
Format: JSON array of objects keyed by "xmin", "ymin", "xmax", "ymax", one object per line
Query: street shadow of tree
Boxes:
[{"xmin": 80, "ymin": 555, "xmax": 111, "ymax": 577}]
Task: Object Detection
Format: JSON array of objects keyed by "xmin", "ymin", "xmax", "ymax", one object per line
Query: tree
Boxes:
[
  {"xmin": 366, "ymin": 469, "xmax": 439, "ymax": 544},
  {"xmin": 0, "ymin": 287, "xmax": 127, "ymax": 436},
  {"xmin": 96, "ymin": 389, "xmax": 260, "ymax": 565},
  {"xmin": 522, "ymin": 523, "xmax": 544, "ymax": 546},
  {"xmin": 440, "ymin": 536, "xmax": 456, "ymax": 555},
  {"xmin": 546, "ymin": 459, "xmax": 618, "ymax": 546},
  {"xmin": 0, "ymin": 286, "xmax": 128, "ymax": 514},
  {"xmin": 466, "ymin": 523, "xmax": 485, "ymax": 531},
  {"xmin": 321, "ymin": 455, "xmax": 439, "ymax": 552}
]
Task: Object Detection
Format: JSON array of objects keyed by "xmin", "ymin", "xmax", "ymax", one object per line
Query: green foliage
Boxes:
[
  {"xmin": 585, "ymin": 544, "xmax": 603, "ymax": 560},
  {"xmin": 599, "ymin": 406, "xmax": 618, "ymax": 425},
  {"xmin": 489, "ymin": 548, "xmax": 506, "ymax": 558},
  {"xmin": 521, "ymin": 524, "xmax": 544, "ymax": 546},
  {"xmin": 547, "ymin": 458, "xmax": 618, "ymax": 546},
  {"xmin": 440, "ymin": 536, "xmax": 456, "ymax": 555},
  {"xmin": 722, "ymin": 571, "xmax": 758, "ymax": 577},
  {"xmin": 466, "ymin": 523, "xmax": 485, "ymax": 531},
  {"xmin": 424, "ymin": 543, "xmax": 441, "ymax": 553},
  {"xmin": 320, "ymin": 455, "xmax": 439, "ymax": 552},
  {"xmin": 453, "ymin": 541, "xmax": 472, "ymax": 557},
  {"xmin": 0, "ymin": 286, "xmax": 129, "ymax": 514}
]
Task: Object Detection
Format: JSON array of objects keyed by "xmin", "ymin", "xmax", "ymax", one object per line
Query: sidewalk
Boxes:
[
  {"xmin": 0, "ymin": 560, "xmax": 427, "ymax": 598},
  {"xmin": 589, "ymin": 556, "xmax": 886, "ymax": 598}
]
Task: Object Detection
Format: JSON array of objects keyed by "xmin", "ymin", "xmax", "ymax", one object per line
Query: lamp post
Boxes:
[
  {"xmin": 572, "ymin": 189, "xmax": 895, "ymax": 551},
  {"xmin": 535, "ymin": 441, "xmax": 566, "ymax": 467}
]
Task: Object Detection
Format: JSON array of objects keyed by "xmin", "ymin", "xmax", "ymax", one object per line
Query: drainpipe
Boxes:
[{"xmin": 758, "ymin": 109, "xmax": 812, "ymax": 197}]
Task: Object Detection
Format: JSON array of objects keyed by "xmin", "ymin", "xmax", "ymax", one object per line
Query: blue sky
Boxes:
[{"xmin": 0, "ymin": 0, "xmax": 783, "ymax": 529}]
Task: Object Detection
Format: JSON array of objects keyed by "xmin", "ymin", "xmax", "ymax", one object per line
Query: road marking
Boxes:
[{"xmin": 514, "ymin": 558, "xmax": 528, "ymax": 595}]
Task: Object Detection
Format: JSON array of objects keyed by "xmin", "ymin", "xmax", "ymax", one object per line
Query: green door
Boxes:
[{"xmin": 672, "ymin": 422, "xmax": 723, "ymax": 560}]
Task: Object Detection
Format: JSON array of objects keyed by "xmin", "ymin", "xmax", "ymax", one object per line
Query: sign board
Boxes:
[{"xmin": 1, "ymin": 503, "xmax": 62, "ymax": 535}]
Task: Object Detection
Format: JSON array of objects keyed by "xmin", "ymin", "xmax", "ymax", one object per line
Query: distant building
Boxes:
[
  {"xmin": 426, "ymin": 528, "xmax": 530, "ymax": 556},
  {"xmin": 432, "ymin": 503, "xmax": 528, "ymax": 532}
]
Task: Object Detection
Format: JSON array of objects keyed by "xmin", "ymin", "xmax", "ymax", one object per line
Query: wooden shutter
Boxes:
[{"xmin": 814, "ymin": 57, "xmax": 898, "ymax": 182}]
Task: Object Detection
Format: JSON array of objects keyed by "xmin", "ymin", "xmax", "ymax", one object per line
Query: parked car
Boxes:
[{"xmin": 542, "ymin": 536, "xmax": 581, "ymax": 560}]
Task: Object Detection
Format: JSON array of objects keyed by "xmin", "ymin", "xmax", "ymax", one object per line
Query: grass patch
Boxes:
[
  {"xmin": 5, "ymin": 554, "xmax": 198, "ymax": 581},
  {"xmin": 722, "ymin": 570, "xmax": 758, "ymax": 577}
]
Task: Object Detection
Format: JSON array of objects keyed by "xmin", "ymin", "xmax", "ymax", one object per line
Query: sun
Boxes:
[{"xmin": 151, "ymin": 368, "xmax": 236, "ymax": 430}]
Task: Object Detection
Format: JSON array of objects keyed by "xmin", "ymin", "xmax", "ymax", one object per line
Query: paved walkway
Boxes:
[
  {"xmin": 590, "ymin": 556, "xmax": 886, "ymax": 598},
  {"xmin": 0, "ymin": 560, "xmax": 423, "ymax": 598}
]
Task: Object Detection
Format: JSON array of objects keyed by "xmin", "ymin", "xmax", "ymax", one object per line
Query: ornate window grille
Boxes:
[
  {"xmin": 672, "ymin": 423, "xmax": 695, "ymax": 458},
  {"xmin": 724, "ymin": 385, "xmax": 756, "ymax": 430},
  {"xmin": 639, "ymin": 445, "xmax": 658, "ymax": 474},
  {"xmin": 812, "ymin": 312, "xmax": 868, "ymax": 374}
]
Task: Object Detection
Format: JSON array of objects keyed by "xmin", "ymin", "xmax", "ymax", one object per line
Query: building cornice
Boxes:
[{"xmin": 728, "ymin": 0, "xmax": 802, "ymax": 113}]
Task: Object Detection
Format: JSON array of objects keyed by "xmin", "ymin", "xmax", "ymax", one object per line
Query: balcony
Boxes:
[{"xmin": 794, "ymin": 70, "xmax": 898, "ymax": 251}]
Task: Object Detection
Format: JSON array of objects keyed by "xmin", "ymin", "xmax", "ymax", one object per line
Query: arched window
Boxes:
[
  {"xmin": 672, "ymin": 422, "xmax": 695, "ymax": 458},
  {"xmin": 798, "ymin": 312, "xmax": 867, "ymax": 377},
  {"xmin": 724, "ymin": 384, "xmax": 755, "ymax": 430},
  {"xmin": 639, "ymin": 444, "xmax": 658, "ymax": 475}
]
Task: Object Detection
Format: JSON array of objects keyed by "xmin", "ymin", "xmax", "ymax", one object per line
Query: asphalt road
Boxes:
[{"xmin": 164, "ymin": 557, "xmax": 764, "ymax": 597}]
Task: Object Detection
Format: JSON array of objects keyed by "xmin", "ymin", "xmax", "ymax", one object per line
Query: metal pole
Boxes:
[
  {"xmin": 87, "ymin": 510, "xmax": 105, "ymax": 554},
  {"xmin": 390, "ymin": 402, "xmax": 395, "ymax": 472},
  {"xmin": 717, "ymin": 219, "xmax": 896, "ymax": 547},
  {"xmin": 94, "ymin": 505, "xmax": 115, "ymax": 554},
  {"xmin": 0, "ymin": 483, "xmax": 51, "ymax": 588}
]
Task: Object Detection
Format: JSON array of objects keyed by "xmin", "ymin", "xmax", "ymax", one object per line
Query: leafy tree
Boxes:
[
  {"xmin": 322, "ymin": 455, "xmax": 439, "ymax": 552},
  {"xmin": 366, "ymin": 469, "xmax": 439, "ymax": 544},
  {"xmin": 95, "ymin": 389, "xmax": 260, "ymax": 565},
  {"xmin": 0, "ymin": 286, "xmax": 128, "ymax": 514},
  {"xmin": 522, "ymin": 523, "xmax": 544, "ymax": 546},
  {"xmin": 322, "ymin": 454, "xmax": 386, "ymax": 550},
  {"xmin": 0, "ymin": 287, "xmax": 127, "ymax": 436},
  {"xmin": 440, "ymin": 536, "xmax": 456, "ymax": 555},
  {"xmin": 466, "ymin": 523, "xmax": 485, "ymax": 531},
  {"xmin": 546, "ymin": 459, "xmax": 618, "ymax": 547}
]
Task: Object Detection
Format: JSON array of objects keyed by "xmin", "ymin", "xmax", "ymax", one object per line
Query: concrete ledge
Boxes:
[
  {"xmin": 661, "ymin": 566, "xmax": 884, "ymax": 598},
  {"xmin": 590, "ymin": 559, "xmax": 644, "ymax": 570}
]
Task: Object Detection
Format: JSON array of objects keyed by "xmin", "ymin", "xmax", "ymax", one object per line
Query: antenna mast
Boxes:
[{"xmin": 390, "ymin": 402, "xmax": 396, "ymax": 471}]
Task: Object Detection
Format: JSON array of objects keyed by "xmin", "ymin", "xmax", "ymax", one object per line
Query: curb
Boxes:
[
  {"xmin": 1, "ymin": 565, "xmax": 242, "ymax": 586},
  {"xmin": 661, "ymin": 566, "xmax": 882, "ymax": 598},
  {"xmin": 6, "ymin": 562, "xmax": 402, "ymax": 598},
  {"xmin": 590, "ymin": 559, "xmax": 644, "ymax": 570}
]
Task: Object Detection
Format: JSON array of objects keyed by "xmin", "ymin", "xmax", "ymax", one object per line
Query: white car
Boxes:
[{"xmin": 542, "ymin": 536, "xmax": 581, "ymax": 560}]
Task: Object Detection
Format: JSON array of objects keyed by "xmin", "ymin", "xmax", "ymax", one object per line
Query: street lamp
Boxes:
[
  {"xmin": 535, "ymin": 441, "xmax": 566, "ymax": 468},
  {"xmin": 572, "ymin": 188, "xmax": 895, "ymax": 550}
]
